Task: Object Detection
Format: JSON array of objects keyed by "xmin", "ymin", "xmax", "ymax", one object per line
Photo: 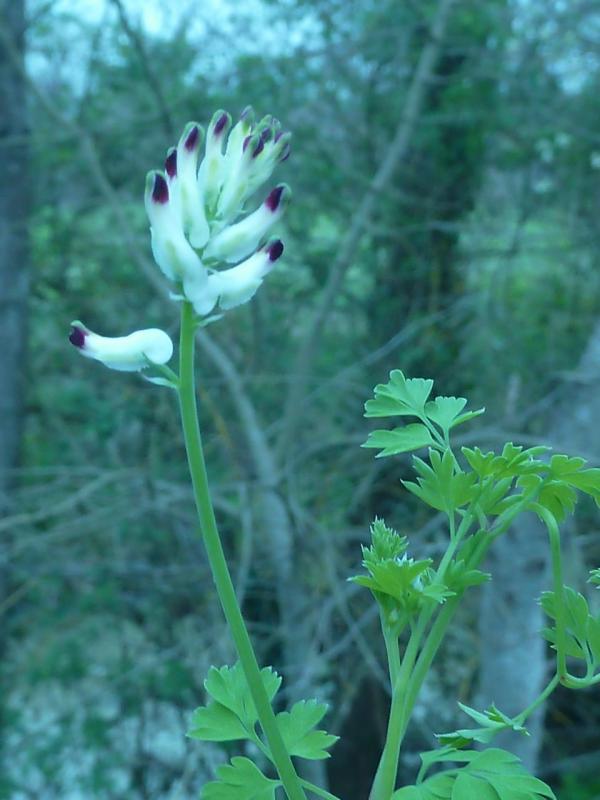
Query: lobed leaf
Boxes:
[
  {"xmin": 202, "ymin": 757, "xmax": 279, "ymax": 800},
  {"xmin": 275, "ymin": 699, "xmax": 338, "ymax": 760},
  {"xmin": 363, "ymin": 424, "xmax": 436, "ymax": 457}
]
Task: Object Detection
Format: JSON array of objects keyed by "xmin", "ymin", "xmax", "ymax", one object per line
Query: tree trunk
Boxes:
[
  {"xmin": 0, "ymin": 0, "xmax": 30, "ymax": 791},
  {"xmin": 0, "ymin": 0, "xmax": 29, "ymax": 508}
]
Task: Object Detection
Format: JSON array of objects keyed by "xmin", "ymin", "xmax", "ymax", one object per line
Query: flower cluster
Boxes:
[{"xmin": 70, "ymin": 106, "xmax": 290, "ymax": 372}]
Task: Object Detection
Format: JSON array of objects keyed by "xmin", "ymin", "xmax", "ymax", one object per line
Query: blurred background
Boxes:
[{"xmin": 2, "ymin": 0, "xmax": 600, "ymax": 797}]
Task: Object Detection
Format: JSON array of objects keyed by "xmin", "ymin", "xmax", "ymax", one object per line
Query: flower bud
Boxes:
[
  {"xmin": 176, "ymin": 122, "xmax": 210, "ymax": 248},
  {"xmin": 69, "ymin": 322, "xmax": 173, "ymax": 371},
  {"xmin": 203, "ymin": 184, "xmax": 290, "ymax": 263},
  {"xmin": 205, "ymin": 239, "xmax": 284, "ymax": 312},
  {"xmin": 197, "ymin": 110, "xmax": 231, "ymax": 217},
  {"xmin": 144, "ymin": 171, "xmax": 208, "ymax": 287}
]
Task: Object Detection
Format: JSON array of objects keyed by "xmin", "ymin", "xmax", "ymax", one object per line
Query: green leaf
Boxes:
[
  {"xmin": 365, "ymin": 395, "xmax": 419, "ymax": 418},
  {"xmin": 368, "ymin": 518, "xmax": 408, "ymax": 561},
  {"xmin": 586, "ymin": 616, "xmax": 600, "ymax": 663},
  {"xmin": 403, "ymin": 450, "xmax": 477, "ymax": 513},
  {"xmin": 203, "ymin": 662, "xmax": 281, "ymax": 731},
  {"xmin": 412, "ymin": 748, "xmax": 555, "ymax": 800},
  {"xmin": 445, "ymin": 560, "xmax": 490, "ymax": 593},
  {"xmin": 462, "ymin": 444, "xmax": 549, "ymax": 482},
  {"xmin": 202, "ymin": 757, "xmax": 279, "ymax": 800},
  {"xmin": 188, "ymin": 702, "xmax": 249, "ymax": 742},
  {"xmin": 363, "ymin": 424, "xmax": 436, "ymax": 457},
  {"xmin": 275, "ymin": 699, "xmax": 338, "ymax": 759},
  {"xmin": 589, "ymin": 567, "xmax": 600, "ymax": 587},
  {"xmin": 540, "ymin": 587, "xmax": 591, "ymax": 661},
  {"xmin": 419, "ymin": 746, "xmax": 479, "ymax": 777},
  {"xmin": 436, "ymin": 703, "xmax": 528, "ymax": 748},
  {"xmin": 425, "ymin": 396, "xmax": 484, "ymax": 434},
  {"xmin": 364, "ymin": 371, "xmax": 434, "ymax": 420},
  {"xmin": 452, "ymin": 772, "xmax": 500, "ymax": 800},
  {"xmin": 465, "ymin": 748, "xmax": 556, "ymax": 799}
]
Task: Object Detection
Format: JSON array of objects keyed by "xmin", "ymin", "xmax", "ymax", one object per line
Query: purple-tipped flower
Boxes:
[
  {"xmin": 69, "ymin": 322, "xmax": 173, "ymax": 372},
  {"xmin": 186, "ymin": 239, "xmax": 284, "ymax": 314},
  {"xmin": 204, "ymin": 184, "xmax": 290, "ymax": 263}
]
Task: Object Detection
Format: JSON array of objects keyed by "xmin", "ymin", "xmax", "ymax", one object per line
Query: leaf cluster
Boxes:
[
  {"xmin": 188, "ymin": 662, "xmax": 338, "ymax": 799},
  {"xmin": 394, "ymin": 748, "xmax": 555, "ymax": 800},
  {"xmin": 363, "ymin": 370, "xmax": 484, "ymax": 457},
  {"xmin": 349, "ymin": 519, "xmax": 453, "ymax": 621}
]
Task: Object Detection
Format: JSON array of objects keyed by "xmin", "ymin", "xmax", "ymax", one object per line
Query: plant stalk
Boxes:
[{"xmin": 177, "ymin": 301, "xmax": 306, "ymax": 800}]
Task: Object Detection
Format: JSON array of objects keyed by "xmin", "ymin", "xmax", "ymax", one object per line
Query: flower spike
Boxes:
[{"xmin": 143, "ymin": 107, "xmax": 291, "ymax": 315}]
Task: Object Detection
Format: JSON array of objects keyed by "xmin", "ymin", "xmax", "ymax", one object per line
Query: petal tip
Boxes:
[
  {"xmin": 184, "ymin": 123, "xmax": 201, "ymax": 152},
  {"xmin": 267, "ymin": 239, "xmax": 284, "ymax": 262},
  {"xmin": 213, "ymin": 110, "xmax": 231, "ymax": 136},
  {"xmin": 69, "ymin": 322, "xmax": 87, "ymax": 349},
  {"xmin": 165, "ymin": 148, "xmax": 177, "ymax": 177},
  {"xmin": 265, "ymin": 184, "xmax": 289, "ymax": 212},
  {"xmin": 152, "ymin": 173, "xmax": 169, "ymax": 204}
]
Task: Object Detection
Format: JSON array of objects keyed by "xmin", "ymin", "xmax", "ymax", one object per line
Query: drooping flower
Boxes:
[
  {"xmin": 69, "ymin": 322, "xmax": 173, "ymax": 372},
  {"xmin": 145, "ymin": 107, "xmax": 291, "ymax": 316}
]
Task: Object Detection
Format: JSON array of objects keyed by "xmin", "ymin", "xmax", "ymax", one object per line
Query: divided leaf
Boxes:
[
  {"xmin": 275, "ymin": 699, "xmax": 338, "ymax": 760},
  {"xmin": 399, "ymin": 748, "xmax": 555, "ymax": 800},
  {"xmin": 363, "ymin": 424, "xmax": 436, "ymax": 457},
  {"xmin": 435, "ymin": 703, "xmax": 528, "ymax": 748},
  {"xmin": 365, "ymin": 370, "xmax": 434, "ymax": 418},
  {"xmin": 541, "ymin": 586, "xmax": 600, "ymax": 664},
  {"xmin": 424, "ymin": 396, "xmax": 484, "ymax": 434},
  {"xmin": 189, "ymin": 701, "xmax": 249, "ymax": 742},
  {"xmin": 202, "ymin": 757, "xmax": 279, "ymax": 800},
  {"xmin": 188, "ymin": 662, "xmax": 281, "ymax": 743},
  {"xmin": 403, "ymin": 449, "xmax": 477, "ymax": 514}
]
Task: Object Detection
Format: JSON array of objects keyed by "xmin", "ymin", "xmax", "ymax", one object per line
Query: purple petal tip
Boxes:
[
  {"xmin": 152, "ymin": 174, "xmax": 169, "ymax": 204},
  {"xmin": 69, "ymin": 325, "xmax": 86, "ymax": 348},
  {"xmin": 184, "ymin": 125, "xmax": 200, "ymax": 152},
  {"xmin": 252, "ymin": 138, "xmax": 265, "ymax": 158},
  {"xmin": 265, "ymin": 185, "xmax": 284, "ymax": 212},
  {"xmin": 267, "ymin": 240, "xmax": 284, "ymax": 261},
  {"xmin": 165, "ymin": 149, "xmax": 177, "ymax": 177},
  {"xmin": 214, "ymin": 113, "xmax": 229, "ymax": 136}
]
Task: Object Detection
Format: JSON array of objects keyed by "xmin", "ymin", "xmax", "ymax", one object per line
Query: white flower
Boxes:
[
  {"xmin": 145, "ymin": 107, "xmax": 290, "ymax": 316},
  {"xmin": 69, "ymin": 322, "xmax": 173, "ymax": 372},
  {"xmin": 185, "ymin": 239, "xmax": 284, "ymax": 314}
]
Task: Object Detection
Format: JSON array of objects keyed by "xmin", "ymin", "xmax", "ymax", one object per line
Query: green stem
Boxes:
[
  {"xmin": 514, "ymin": 673, "xmax": 560, "ymax": 725},
  {"xmin": 370, "ymin": 617, "xmax": 428, "ymax": 800},
  {"xmin": 382, "ymin": 614, "xmax": 401, "ymax": 688},
  {"xmin": 177, "ymin": 301, "xmax": 306, "ymax": 800},
  {"xmin": 533, "ymin": 505, "xmax": 568, "ymax": 682},
  {"xmin": 398, "ymin": 486, "xmax": 545, "ymax": 748},
  {"xmin": 369, "ymin": 506, "xmax": 474, "ymax": 800}
]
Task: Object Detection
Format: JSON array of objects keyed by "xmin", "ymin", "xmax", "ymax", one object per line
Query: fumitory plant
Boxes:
[{"xmin": 69, "ymin": 108, "xmax": 600, "ymax": 800}]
